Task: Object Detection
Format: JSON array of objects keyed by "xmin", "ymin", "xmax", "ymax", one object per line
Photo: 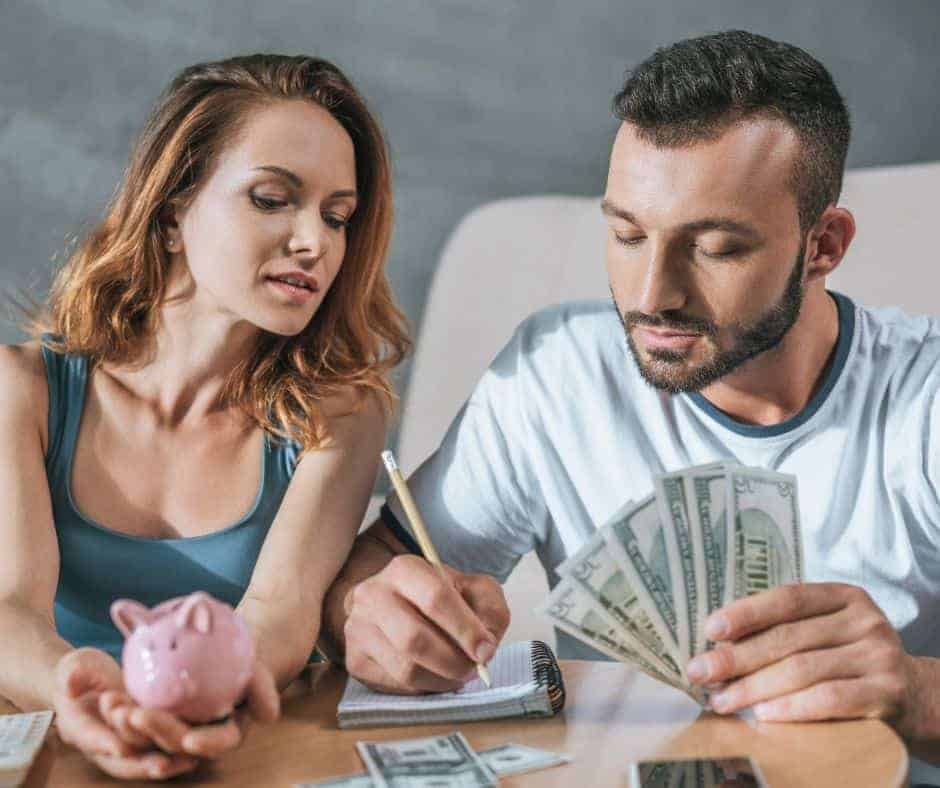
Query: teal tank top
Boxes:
[{"xmin": 41, "ymin": 343, "xmax": 303, "ymax": 660}]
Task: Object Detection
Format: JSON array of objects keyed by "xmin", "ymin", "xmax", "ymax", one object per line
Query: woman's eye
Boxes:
[
  {"xmin": 251, "ymin": 193, "xmax": 288, "ymax": 211},
  {"xmin": 325, "ymin": 214, "xmax": 350, "ymax": 230},
  {"xmin": 614, "ymin": 233, "xmax": 645, "ymax": 247}
]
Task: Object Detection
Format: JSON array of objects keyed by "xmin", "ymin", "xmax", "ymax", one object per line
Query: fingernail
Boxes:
[
  {"xmin": 148, "ymin": 766, "xmax": 163, "ymax": 779},
  {"xmin": 710, "ymin": 691, "xmax": 730, "ymax": 712},
  {"xmin": 686, "ymin": 657, "xmax": 707, "ymax": 682},
  {"xmin": 475, "ymin": 640, "xmax": 495, "ymax": 663},
  {"xmin": 705, "ymin": 616, "xmax": 729, "ymax": 640},
  {"xmin": 753, "ymin": 702, "xmax": 772, "ymax": 719}
]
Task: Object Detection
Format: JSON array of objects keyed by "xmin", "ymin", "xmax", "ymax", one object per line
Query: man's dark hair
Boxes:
[{"xmin": 613, "ymin": 30, "xmax": 850, "ymax": 232}]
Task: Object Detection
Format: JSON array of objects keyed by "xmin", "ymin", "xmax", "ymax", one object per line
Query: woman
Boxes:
[{"xmin": 0, "ymin": 54, "xmax": 409, "ymax": 779}]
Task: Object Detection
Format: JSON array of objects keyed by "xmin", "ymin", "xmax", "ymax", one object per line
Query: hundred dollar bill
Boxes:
[
  {"xmin": 684, "ymin": 463, "xmax": 735, "ymax": 651},
  {"xmin": 356, "ymin": 731, "xmax": 496, "ymax": 788},
  {"xmin": 655, "ymin": 472, "xmax": 699, "ymax": 660},
  {"xmin": 557, "ymin": 531, "xmax": 683, "ymax": 679},
  {"xmin": 536, "ymin": 578, "xmax": 695, "ymax": 698},
  {"xmin": 601, "ymin": 495, "xmax": 684, "ymax": 664},
  {"xmin": 725, "ymin": 466, "xmax": 803, "ymax": 605}
]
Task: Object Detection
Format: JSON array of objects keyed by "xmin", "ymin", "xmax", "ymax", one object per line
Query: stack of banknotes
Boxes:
[{"xmin": 537, "ymin": 463, "xmax": 803, "ymax": 703}]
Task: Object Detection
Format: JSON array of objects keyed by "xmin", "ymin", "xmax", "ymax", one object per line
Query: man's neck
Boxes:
[{"xmin": 697, "ymin": 287, "xmax": 841, "ymax": 428}]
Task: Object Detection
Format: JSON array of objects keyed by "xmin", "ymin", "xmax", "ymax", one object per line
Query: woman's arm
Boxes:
[
  {"xmin": 237, "ymin": 392, "xmax": 386, "ymax": 689},
  {"xmin": 0, "ymin": 344, "xmax": 72, "ymax": 709}
]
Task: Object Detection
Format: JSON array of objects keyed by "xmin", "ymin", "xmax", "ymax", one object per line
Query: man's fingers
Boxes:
[
  {"xmin": 689, "ymin": 607, "xmax": 858, "ymax": 684},
  {"xmin": 345, "ymin": 620, "xmax": 467, "ymax": 694},
  {"xmin": 707, "ymin": 640, "xmax": 868, "ymax": 713},
  {"xmin": 356, "ymin": 576, "xmax": 482, "ymax": 680},
  {"xmin": 384, "ymin": 556, "xmax": 497, "ymax": 664},
  {"xmin": 705, "ymin": 582, "xmax": 854, "ymax": 642},
  {"xmin": 244, "ymin": 662, "xmax": 280, "ymax": 724},
  {"xmin": 90, "ymin": 751, "xmax": 200, "ymax": 781},
  {"xmin": 750, "ymin": 675, "xmax": 904, "ymax": 722},
  {"xmin": 456, "ymin": 573, "xmax": 511, "ymax": 642}
]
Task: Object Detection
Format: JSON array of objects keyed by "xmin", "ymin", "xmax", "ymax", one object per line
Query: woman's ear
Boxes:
[{"xmin": 160, "ymin": 203, "xmax": 183, "ymax": 254}]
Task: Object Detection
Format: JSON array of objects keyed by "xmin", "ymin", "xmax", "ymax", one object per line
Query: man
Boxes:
[{"xmin": 322, "ymin": 30, "xmax": 940, "ymax": 777}]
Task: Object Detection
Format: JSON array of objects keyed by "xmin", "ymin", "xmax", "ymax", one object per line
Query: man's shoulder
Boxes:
[
  {"xmin": 509, "ymin": 299, "xmax": 622, "ymax": 359},
  {"xmin": 854, "ymin": 299, "xmax": 940, "ymax": 367}
]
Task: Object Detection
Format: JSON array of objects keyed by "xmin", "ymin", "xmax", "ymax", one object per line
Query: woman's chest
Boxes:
[{"xmin": 70, "ymin": 388, "xmax": 265, "ymax": 540}]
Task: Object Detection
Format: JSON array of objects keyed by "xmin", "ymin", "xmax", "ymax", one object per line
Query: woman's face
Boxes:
[{"xmin": 168, "ymin": 99, "xmax": 358, "ymax": 336}]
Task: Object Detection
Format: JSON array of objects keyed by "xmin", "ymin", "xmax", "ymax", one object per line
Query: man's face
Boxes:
[{"xmin": 603, "ymin": 119, "xmax": 808, "ymax": 393}]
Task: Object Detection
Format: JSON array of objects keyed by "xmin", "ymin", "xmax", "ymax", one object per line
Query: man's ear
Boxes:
[{"xmin": 803, "ymin": 205, "xmax": 856, "ymax": 284}]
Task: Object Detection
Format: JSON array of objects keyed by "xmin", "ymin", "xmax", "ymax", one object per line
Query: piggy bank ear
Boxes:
[
  {"xmin": 110, "ymin": 599, "xmax": 152, "ymax": 637},
  {"xmin": 175, "ymin": 592, "xmax": 213, "ymax": 635}
]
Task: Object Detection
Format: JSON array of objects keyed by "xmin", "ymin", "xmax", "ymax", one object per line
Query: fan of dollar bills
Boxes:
[{"xmin": 536, "ymin": 463, "xmax": 803, "ymax": 704}]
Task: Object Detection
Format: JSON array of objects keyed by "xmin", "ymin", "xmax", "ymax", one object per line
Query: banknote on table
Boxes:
[
  {"xmin": 0, "ymin": 710, "xmax": 54, "ymax": 788},
  {"xmin": 478, "ymin": 743, "xmax": 571, "ymax": 777},
  {"xmin": 538, "ymin": 462, "xmax": 803, "ymax": 706},
  {"xmin": 356, "ymin": 731, "xmax": 498, "ymax": 787},
  {"xmin": 299, "ymin": 743, "xmax": 571, "ymax": 787}
]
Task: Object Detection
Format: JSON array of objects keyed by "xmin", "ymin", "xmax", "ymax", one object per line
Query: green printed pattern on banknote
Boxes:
[
  {"xmin": 565, "ymin": 537, "xmax": 682, "ymax": 678},
  {"xmin": 356, "ymin": 732, "xmax": 496, "ymax": 788},
  {"xmin": 727, "ymin": 467, "xmax": 803, "ymax": 603}
]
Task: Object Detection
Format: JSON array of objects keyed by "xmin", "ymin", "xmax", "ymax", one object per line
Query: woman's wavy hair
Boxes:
[{"xmin": 22, "ymin": 54, "xmax": 411, "ymax": 452}]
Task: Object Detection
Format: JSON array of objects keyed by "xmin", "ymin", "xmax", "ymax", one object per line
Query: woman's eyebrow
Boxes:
[{"xmin": 252, "ymin": 164, "xmax": 357, "ymax": 200}]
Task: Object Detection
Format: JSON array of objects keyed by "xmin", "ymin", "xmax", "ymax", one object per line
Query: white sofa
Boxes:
[{"xmin": 389, "ymin": 160, "xmax": 940, "ymax": 646}]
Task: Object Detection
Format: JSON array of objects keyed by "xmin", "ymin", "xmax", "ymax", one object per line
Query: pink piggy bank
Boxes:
[{"xmin": 110, "ymin": 592, "xmax": 255, "ymax": 723}]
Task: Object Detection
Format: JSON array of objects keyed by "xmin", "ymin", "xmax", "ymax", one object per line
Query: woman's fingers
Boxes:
[
  {"xmin": 181, "ymin": 718, "xmax": 243, "ymax": 759},
  {"xmin": 90, "ymin": 750, "xmax": 200, "ymax": 781},
  {"xmin": 127, "ymin": 707, "xmax": 192, "ymax": 754},
  {"xmin": 244, "ymin": 661, "xmax": 280, "ymax": 724}
]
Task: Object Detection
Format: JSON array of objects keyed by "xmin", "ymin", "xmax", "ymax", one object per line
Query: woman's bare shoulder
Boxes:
[{"xmin": 0, "ymin": 341, "xmax": 50, "ymax": 430}]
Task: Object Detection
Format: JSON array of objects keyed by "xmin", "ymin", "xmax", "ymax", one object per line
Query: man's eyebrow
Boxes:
[
  {"xmin": 600, "ymin": 199, "xmax": 759, "ymax": 238},
  {"xmin": 252, "ymin": 165, "xmax": 357, "ymax": 200},
  {"xmin": 681, "ymin": 217, "xmax": 759, "ymax": 237},
  {"xmin": 600, "ymin": 199, "xmax": 639, "ymax": 224}
]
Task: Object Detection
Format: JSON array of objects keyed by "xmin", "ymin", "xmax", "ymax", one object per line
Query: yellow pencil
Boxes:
[{"xmin": 381, "ymin": 450, "xmax": 493, "ymax": 688}]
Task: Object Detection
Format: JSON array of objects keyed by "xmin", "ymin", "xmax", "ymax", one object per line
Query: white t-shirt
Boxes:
[{"xmin": 384, "ymin": 292, "xmax": 940, "ymax": 780}]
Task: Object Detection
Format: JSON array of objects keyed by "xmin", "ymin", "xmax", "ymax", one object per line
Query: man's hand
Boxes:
[
  {"xmin": 342, "ymin": 554, "xmax": 511, "ymax": 694},
  {"xmin": 685, "ymin": 582, "xmax": 918, "ymax": 732}
]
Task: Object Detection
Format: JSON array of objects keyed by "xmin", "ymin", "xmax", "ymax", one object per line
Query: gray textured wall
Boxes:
[{"xmin": 2, "ymin": 0, "xmax": 939, "ymax": 388}]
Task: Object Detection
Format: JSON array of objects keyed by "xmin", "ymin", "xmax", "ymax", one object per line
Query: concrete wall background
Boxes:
[{"xmin": 2, "ymin": 0, "xmax": 939, "ymax": 411}]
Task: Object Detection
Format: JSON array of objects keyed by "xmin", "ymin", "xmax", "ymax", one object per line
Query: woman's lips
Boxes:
[
  {"xmin": 266, "ymin": 277, "xmax": 318, "ymax": 304},
  {"xmin": 635, "ymin": 326, "xmax": 702, "ymax": 351}
]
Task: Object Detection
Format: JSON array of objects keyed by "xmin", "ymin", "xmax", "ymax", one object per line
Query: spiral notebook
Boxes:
[{"xmin": 337, "ymin": 640, "xmax": 566, "ymax": 728}]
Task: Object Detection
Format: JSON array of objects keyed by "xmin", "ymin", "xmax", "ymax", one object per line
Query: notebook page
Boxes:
[{"xmin": 339, "ymin": 641, "xmax": 538, "ymax": 713}]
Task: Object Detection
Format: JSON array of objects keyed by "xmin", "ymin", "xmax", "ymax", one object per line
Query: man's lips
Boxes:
[{"xmin": 635, "ymin": 326, "xmax": 703, "ymax": 351}]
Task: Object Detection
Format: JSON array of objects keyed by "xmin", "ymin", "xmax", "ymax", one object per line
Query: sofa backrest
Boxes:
[{"xmin": 396, "ymin": 161, "xmax": 940, "ymax": 473}]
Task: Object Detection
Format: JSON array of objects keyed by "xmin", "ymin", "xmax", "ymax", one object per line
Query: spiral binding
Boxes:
[{"xmin": 530, "ymin": 639, "xmax": 566, "ymax": 714}]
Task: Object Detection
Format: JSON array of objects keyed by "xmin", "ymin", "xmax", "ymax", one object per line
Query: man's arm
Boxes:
[{"xmin": 320, "ymin": 520, "xmax": 511, "ymax": 694}]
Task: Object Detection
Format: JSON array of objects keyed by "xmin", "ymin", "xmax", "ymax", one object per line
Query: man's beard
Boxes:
[{"xmin": 616, "ymin": 244, "xmax": 806, "ymax": 394}]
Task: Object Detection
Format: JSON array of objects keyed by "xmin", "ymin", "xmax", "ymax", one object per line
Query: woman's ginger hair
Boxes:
[{"xmin": 23, "ymin": 54, "xmax": 410, "ymax": 452}]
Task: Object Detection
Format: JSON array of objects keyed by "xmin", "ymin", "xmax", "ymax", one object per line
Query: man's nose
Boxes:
[{"xmin": 636, "ymin": 241, "xmax": 686, "ymax": 316}]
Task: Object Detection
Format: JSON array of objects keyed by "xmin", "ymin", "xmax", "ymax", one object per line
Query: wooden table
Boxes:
[{"xmin": 7, "ymin": 661, "xmax": 908, "ymax": 787}]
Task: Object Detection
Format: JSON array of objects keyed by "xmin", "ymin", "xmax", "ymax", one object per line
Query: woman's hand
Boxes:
[
  {"xmin": 52, "ymin": 647, "xmax": 199, "ymax": 780},
  {"xmin": 98, "ymin": 656, "xmax": 280, "ymax": 765}
]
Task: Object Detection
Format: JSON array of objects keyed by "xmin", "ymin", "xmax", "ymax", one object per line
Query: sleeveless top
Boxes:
[{"xmin": 41, "ymin": 342, "xmax": 303, "ymax": 660}]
